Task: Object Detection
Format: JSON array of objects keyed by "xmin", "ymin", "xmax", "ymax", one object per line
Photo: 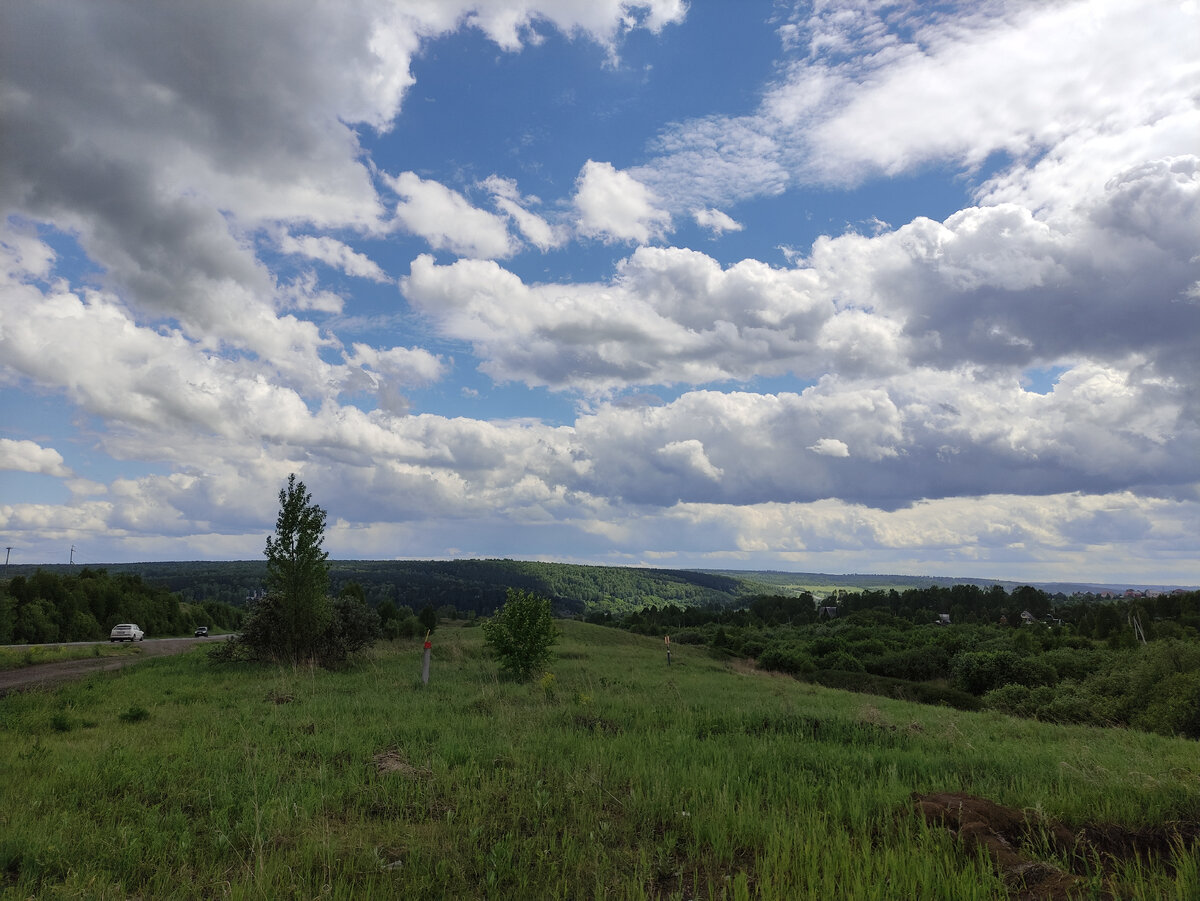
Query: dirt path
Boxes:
[{"xmin": 0, "ymin": 637, "xmax": 214, "ymax": 696}]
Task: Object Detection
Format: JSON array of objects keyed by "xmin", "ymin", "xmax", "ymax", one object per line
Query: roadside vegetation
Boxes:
[
  {"xmin": 2, "ymin": 620, "xmax": 1199, "ymax": 898},
  {"xmin": 0, "ymin": 641, "xmax": 146, "ymax": 671},
  {"xmin": 210, "ymin": 474, "xmax": 380, "ymax": 668},
  {"xmin": 0, "ymin": 568, "xmax": 243, "ymax": 646}
]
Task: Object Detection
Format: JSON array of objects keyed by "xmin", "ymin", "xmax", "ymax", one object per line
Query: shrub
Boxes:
[
  {"xmin": 118, "ymin": 705, "xmax": 150, "ymax": 723},
  {"xmin": 317, "ymin": 595, "xmax": 382, "ymax": 667},
  {"xmin": 815, "ymin": 649, "xmax": 865, "ymax": 673},
  {"xmin": 868, "ymin": 645, "xmax": 951, "ymax": 681},
  {"xmin": 482, "ymin": 589, "xmax": 558, "ymax": 681},
  {"xmin": 806, "ymin": 670, "xmax": 981, "ymax": 711},
  {"xmin": 952, "ymin": 650, "xmax": 1054, "ymax": 695},
  {"xmin": 757, "ymin": 643, "xmax": 815, "ymax": 675},
  {"xmin": 1131, "ymin": 671, "xmax": 1200, "ymax": 738},
  {"xmin": 383, "ymin": 614, "xmax": 420, "ymax": 640}
]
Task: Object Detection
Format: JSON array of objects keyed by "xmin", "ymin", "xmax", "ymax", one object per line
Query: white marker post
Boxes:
[
  {"xmin": 422, "ymin": 631, "xmax": 432, "ymax": 685},
  {"xmin": 665, "ymin": 634, "xmax": 671, "ymax": 666}
]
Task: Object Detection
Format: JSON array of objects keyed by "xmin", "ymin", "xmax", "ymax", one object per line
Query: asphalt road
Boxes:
[{"xmin": 0, "ymin": 636, "xmax": 219, "ymax": 695}]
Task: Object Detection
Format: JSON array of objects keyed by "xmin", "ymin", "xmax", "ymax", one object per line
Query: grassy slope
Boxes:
[{"xmin": 2, "ymin": 621, "xmax": 1198, "ymax": 899}]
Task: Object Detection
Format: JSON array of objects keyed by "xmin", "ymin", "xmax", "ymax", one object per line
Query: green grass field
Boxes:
[{"xmin": 2, "ymin": 621, "xmax": 1198, "ymax": 899}]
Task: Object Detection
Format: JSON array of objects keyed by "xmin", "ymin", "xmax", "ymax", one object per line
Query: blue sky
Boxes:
[{"xmin": 1, "ymin": 0, "xmax": 1198, "ymax": 583}]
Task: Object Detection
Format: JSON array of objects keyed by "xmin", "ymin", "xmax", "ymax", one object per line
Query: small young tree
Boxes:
[
  {"xmin": 264, "ymin": 473, "xmax": 331, "ymax": 661},
  {"xmin": 219, "ymin": 473, "xmax": 335, "ymax": 665},
  {"xmin": 482, "ymin": 588, "xmax": 558, "ymax": 681},
  {"xmin": 418, "ymin": 604, "xmax": 439, "ymax": 635}
]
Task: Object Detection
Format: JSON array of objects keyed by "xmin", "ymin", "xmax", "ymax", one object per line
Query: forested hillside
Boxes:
[
  {"xmin": 7, "ymin": 559, "xmax": 748, "ymax": 616},
  {"xmin": 8, "ymin": 559, "xmax": 1193, "ymax": 622}
]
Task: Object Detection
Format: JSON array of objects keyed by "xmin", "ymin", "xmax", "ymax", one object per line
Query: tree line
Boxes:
[
  {"xmin": 0, "ymin": 568, "xmax": 243, "ymax": 644},
  {"xmin": 19, "ymin": 558, "xmax": 750, "ymax": 617}
]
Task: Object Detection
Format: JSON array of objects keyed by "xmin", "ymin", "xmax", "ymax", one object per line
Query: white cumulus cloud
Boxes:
[
  {"xmin": 278, "ymin": 232, "xmax": 391, "ymax": 282},
  {"xmin": 808, "ymin": 438, "xmax": 849, "ymax": 457},
  {"xmin": 386, "ymin": 172, "xmax": 518, "ymax": 260},
  {"xmin": 0, "ymin": 439, "xmax": 73, "ymax": 478},
  {"xmin": 573, "ymin": 160, "xmax": 672, "ymax": 244}
]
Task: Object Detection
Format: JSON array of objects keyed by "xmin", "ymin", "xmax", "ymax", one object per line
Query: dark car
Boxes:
[{"xmin": 194, "ymin": 626, "xmax": 209, "ymax": 637}]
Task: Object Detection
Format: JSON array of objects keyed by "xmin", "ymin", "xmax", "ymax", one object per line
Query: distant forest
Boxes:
[
  {"xmin": 6, "ymin": 559, "xmax": 748, "ymax": 617},
  {"xmin": 8, "ymin": 559, "xmax": 1188, "ymax": 620},
  {"xmin": 3, "ymin": 558, "xmax": 1195, "ymax": 650}
]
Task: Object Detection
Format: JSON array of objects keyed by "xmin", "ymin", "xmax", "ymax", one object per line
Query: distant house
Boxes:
[
  {"xmin": 818, "ymin": 606, "xmax": 838, "ymax": 619},
  {"xmin": 934, "ymin": 613, "xmax": 951, "ymax": 626},
  {"xmin": 1020, "ymin": 610, "xmax": 1036, "ymax": 625}
]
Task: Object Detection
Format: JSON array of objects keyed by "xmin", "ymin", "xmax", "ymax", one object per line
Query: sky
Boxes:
[{"xmin": 1, "ymin": 0, "xmax": 1198, "ymax": 584}]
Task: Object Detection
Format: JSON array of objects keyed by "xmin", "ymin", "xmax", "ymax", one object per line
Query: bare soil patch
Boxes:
[{"xmin": 914, "ymin": 790, "xmax": 1200, "ymax": 900}]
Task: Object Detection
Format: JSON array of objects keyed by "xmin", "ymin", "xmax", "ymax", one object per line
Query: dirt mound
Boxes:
[{"xmin": 914, "ymin": 791, "xmax": 1200, "ymax": 900}]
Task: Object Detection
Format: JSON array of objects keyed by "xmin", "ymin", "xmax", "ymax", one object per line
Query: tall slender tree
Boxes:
[{"xmin": 263, "ymin": 473, "xmax": 331, "ymax": 660}]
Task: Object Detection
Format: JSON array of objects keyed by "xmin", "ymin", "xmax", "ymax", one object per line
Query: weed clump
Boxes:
[{"xmin": 118, "ymin": 705, "xmax": 149, "ymax": 723}]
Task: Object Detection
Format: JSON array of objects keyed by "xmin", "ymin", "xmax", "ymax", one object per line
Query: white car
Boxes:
[{"xmin": 109, "ymin": 623, "xmax": 145, "ymax": 642}]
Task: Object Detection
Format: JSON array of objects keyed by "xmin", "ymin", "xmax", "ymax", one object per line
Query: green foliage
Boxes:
[
  {"xmin": 319, "ymin": 595, "xmax": 382, "ymax": 667},
  {"xmin": 805, "ymin": 669, "xmax": 982, "ymax": 711},
  {"xmin": 0, "ymin": 567, "xmax": 240, "ymax": 644},
  {"xmin": 382, "ymin": 613, "xmax": 421, "ymax": 640},
  {"xmin": 758, "ymin": 642, "xmax": 816, "ymax": 675},
  {"xmin": 1132, "ymin": 671, "xmax": 1200, "ymax": 738},
  {"xmin": 220, "ymin": 475, "xmax": 378, "ymax": 668},
  {"xmin": 591, "ymin": 587, "xmax": 1200, "ymax": 738},
  {"xmin": 259, "ymin": 474, "xmax": 331, "ymax": 661},
  {"xmin": 418, "ymin": 604, "xmax": 438, "ymax": 634},
  {"xmin": 951, "ymin": 650, "xmax": 1054, "ymax": 695},
  {"xmin": 482, "ymin": 588, "xmax": 558, "ymax": 680}
]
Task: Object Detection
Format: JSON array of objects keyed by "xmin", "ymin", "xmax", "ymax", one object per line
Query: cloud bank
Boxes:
[{"xmin": 1, "ymin": 0, "xmax": 1197, "ymax": 582}]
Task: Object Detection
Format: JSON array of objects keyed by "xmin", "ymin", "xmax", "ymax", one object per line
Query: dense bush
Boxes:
[
  {"xmin": 482, "ymin": 588, "xmax": 558, "ymax": 681},
  {"xmin": 320, "ymin": 595, "xmax": 383, "ymax": 666},
  {"xmin": 757, "ymin": 643, "xmax": 815, "ymax": 675},
  {"xmin": 806, "ymin": 670, "xmax": 981, "ymax": 711},
  {"xmin": 867, "ymin": 645, "xmax": 951, "ymax": 681},
  {"xmin": 1131, "ymin": 671, "xmax": 1200, "ymax": 738},
  {"xmin": 951, "ymin": 650, "xmax": 1055, "ymax": 695}
]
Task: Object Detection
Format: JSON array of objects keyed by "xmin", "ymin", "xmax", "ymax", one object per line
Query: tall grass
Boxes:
[{"xmin": 2, "ymin": 621, "xmax": 1198, "ymax": 898}]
